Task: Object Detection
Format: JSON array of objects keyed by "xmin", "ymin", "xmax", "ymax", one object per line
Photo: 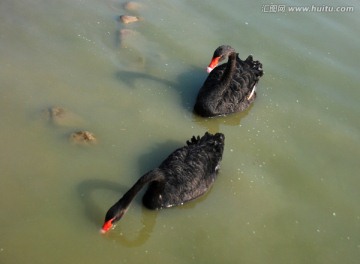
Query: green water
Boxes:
[{"xmin": 1, "ymin": 0, "xmax": 359, "ymax": 263}]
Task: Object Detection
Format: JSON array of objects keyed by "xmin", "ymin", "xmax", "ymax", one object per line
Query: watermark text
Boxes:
[{"xmin": 262, "ymin": 4, "xmax": 354, "ymax": 13}]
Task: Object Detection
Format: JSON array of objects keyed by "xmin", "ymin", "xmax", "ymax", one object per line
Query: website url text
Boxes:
[{"xmin": 262, "ymin": 5, "xmax": 355, "ymax": 13}]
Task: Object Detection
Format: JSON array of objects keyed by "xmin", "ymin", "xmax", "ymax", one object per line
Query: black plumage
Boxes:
[
  {"xmin": 101, "ymin": 132, "xmax": 225, "ymax": 233},
  {"xmin": 194, "ymin": 45, "xmax": 264, "ymax": 117}
]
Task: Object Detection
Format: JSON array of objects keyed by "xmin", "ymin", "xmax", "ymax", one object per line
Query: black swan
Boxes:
[
  {"xmin": 194, "ymin": 45, "xmax": 264, "ymax": 117},
  {"xmin": 101, "ymin": 132, "xmax": 225, "ymax": 233}
]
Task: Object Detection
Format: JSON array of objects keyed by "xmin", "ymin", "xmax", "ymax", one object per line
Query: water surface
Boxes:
[{"xmin": 1, "ymin": 0, "xmax": 359, "ymax": 263}]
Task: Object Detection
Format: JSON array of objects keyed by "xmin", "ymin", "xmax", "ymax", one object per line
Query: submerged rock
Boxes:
[
  {"xmin": 123, "ymin": 1, "xmax": 142, "ymax": 11},
  {"xmin": 118, "ymin": 28, "xmax": 138, "ymax": 48},
  {"xmin": 43, "ymin": 106, "xmax": 84, "ymax": 127},
  {"xmin": 119, "ymin": 28, "xmax": 138, "ymax": 38},
  {"xmin": 70, "ymin": 131, "xmax": 97, "ymax": 145},
  {"xmin": 119, "ymin": 15, "xmax": 142, "ymax": 24}
]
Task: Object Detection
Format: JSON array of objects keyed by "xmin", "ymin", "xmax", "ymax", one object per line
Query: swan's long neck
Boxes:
[
  {"xmin": 102, "ymin": 170, "xmax": 164, "ymax": 232},
  {"xmin": 115, "ymin": 169, "xmax": 164, "ymax": 212},
  {"xmin": 220, "ymin": 52, "xmax": 237, "ymax": 87}
]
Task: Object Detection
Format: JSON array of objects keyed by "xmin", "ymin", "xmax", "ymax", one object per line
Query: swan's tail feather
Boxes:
[
  {"xmin": 247, "ymin": 84, "xmax": 257, "ymax": 100},
  {"xmin": 245, "ymin": 55, "xmax": 264, "ymax": 77},
  {"xmin": 186, "ymin": 133, "xmax": 225, "ymax": 150}
]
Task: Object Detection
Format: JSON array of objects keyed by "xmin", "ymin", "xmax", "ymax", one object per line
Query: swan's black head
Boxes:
[
  {"xmin": 207, "ymin": 45, "xmax": 236, "ymax": 73},
  {"xmin": 101, "ymin": 200, "xmax": 128, "ymax": 233}
]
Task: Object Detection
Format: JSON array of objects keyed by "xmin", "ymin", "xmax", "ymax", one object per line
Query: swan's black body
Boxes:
[
  {"xmin": 194, "ymin": 45, "xmax": 264, "ymax": 117},
  {"xmin": 101, "ymin": 132, "xmax": 225, "ymax": 232}
]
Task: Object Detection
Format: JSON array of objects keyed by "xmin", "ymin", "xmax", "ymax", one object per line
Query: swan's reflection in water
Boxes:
[
  {"xmin": 77, "ymin": 179, "xmax": 156, "ymax": 247},
  {"xmin": 105, "ymin": 206, "xmax": 158, "ymax": 248},
  {"xmin": 192, "ymin": 103, "xmax": 253, "ymax": 134},
  {"xmin": 106, "ymin": 183, "xmax": 214, "ymax": 247},
  {"xmin": 78, "ymin": 177, "xmax": 215, "ymax": 248}
]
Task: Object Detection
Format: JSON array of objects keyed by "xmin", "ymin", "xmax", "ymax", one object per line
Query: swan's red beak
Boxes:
[
  {"xmin": 100, "ymin": 219, "xmax": 113, "ymax": 234},
  {"xmin": 207, "ymin": 56, "xmax": 220, "ymax": 73}
]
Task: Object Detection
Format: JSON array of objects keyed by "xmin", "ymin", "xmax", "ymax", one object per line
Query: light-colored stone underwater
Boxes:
[{"xmin": 1, "ymin": 0, "xmax": 359, "ymax": 263}]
